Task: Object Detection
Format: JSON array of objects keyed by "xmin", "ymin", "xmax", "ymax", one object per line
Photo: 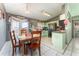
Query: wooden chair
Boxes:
[
  {"xmin": 29, "ymin": 31, "xmax": 42, "ymax": 56},
  {"xmin": 20, "ymin": 28, "xmax": 27, "ymax": 36},
  {"xmin": 9, "ymin": 31, "xmax": 22, "ymax": 56}
]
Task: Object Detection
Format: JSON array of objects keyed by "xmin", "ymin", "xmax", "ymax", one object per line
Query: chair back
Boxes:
[
  {"xmin": 31, "ymin": 31, "xmax": 42, "ymax": 45},
  {"xmin": 20, "ymin": 28, "xmax": 27, "ymax": 36},
  {"xmin": 9, "ymin": 31, "xmax": 16, "ymax": 47}
]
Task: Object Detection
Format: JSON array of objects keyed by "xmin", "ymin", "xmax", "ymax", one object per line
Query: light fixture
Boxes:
[
  {"xmin": 41, "ymin": 10, "xmax": 51, "ymax": 17},
  {"xmin": 26, "ymin": 3, "xmax": 30, "ymax": 14}
]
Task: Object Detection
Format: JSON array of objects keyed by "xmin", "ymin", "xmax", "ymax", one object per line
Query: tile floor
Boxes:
[{"xmin": 0, "ymin": 37, "xmax": 79, "ymax": 56}]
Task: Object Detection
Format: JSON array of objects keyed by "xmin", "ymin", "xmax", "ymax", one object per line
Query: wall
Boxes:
[
  {"xmin": 66, "ymin": 3, "xmax": 79, "ymax": 38},
  {"xmin": 65, "ymin": 4, "xmax": 72, "ymax": 43},
  {"xmin": 6, "ymin": 17, "xmax": 10, "ymax": 41},
  {"xmin": 65, "ymin": 22, "xmax": 72, "ymax": 44},
  {"xmin": 0, "ymin": 19, "xmax": 6, "ymax": 50},
  {"xmin": 37, "ymin": 22, "xmax": 44, "ymax": 28},
  {"xmin": 46, "ymin": 15, "xmax": 60, "ymax": 28},
  {"xmin": 48, "ymin": 20, "xmax": 59, "ymax": 26},
  {"xmin": 39, "ymin": 15, "xmax": 60, "ymax": 31},
  {"xmin": 68, "ymin": 3, "xmax": 79, "ymax": 17},
  {"xmin": 0, "ymin": 4, "xmax": 6, "ymax": 50}
]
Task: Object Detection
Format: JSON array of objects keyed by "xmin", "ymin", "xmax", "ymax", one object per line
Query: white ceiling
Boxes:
[{"xmin": 3, "ymin": 3, "xmax": 64, "ymax": 21}]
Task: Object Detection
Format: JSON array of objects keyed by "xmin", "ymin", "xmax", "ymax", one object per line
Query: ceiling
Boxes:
[{"xmin": 3, "ymin": 3, "xmax": 64, "ymax": 21}]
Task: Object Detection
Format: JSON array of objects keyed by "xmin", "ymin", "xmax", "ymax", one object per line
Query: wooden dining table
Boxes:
[
  {"xmin": 18, "ymin": 35, "xmax": 32, "ymax": 56},
  {"xmin": 18, "ymin": 32, "xmax": 41, "ymax": 56}
]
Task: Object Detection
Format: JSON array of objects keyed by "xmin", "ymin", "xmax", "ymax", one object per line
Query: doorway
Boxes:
[
  {"xmin": 70, "ymin": 20, "xmax": 79, "ymax": 55},
  {"xmin": 73, "ymin": 20, "xmax": 79, "ymax": 38}
]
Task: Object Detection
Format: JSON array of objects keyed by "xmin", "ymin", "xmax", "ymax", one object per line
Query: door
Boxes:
[{"xmin": 73, "ymin": 21, "xmax": 79, "ymax": 38}]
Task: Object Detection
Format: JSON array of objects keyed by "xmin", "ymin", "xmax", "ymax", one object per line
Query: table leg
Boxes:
[
  {"xmin": 20, "ymin": 40, "xmax": 29, "ymax": 56},
  {"xmin": 21, "ymin": 43, "xmax": 24, "ymax": 56}
]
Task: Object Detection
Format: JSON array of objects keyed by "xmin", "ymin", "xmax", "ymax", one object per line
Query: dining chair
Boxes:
[
  {"xmin": 9, "ymin": 31, "xmax": 22, "ymax": 56},
  {"xmin": 29, "ymin": 31, "xmax": 42, "ymax": 56},
  {"xmin": 20, "ymin": 28, "xmax": 27, "ymax": 36}
]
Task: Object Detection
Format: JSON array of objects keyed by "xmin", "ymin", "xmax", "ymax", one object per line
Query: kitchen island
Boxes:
[{"xmin": 52, "ymin": 31, "xmax": 66, "ymax": 51}]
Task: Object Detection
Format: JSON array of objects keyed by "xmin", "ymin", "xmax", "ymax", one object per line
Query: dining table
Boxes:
[
  {"xmin": 18, "ymin": 33, "xmax": 40, "ymax": 55},
  {"xmin": 18, "ymin": 34, "xmax": 32, "ymax": 56}
]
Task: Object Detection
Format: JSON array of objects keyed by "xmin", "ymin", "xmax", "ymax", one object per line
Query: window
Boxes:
[
  {"xmin": 10, "ymin": 19, "xmax": 20, "ymax": 41},
  {"xmin": 21, "ymin": 22, "xmax": 29, "ymax": 28},
  {"xmin": 11, "ymin": 20, "xmax": 20, "ymax": 31}
]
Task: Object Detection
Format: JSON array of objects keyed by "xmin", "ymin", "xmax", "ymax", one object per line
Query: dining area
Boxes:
[
  {"xmin": 0, "ymin": 3, "xmax": 73, "ymax": 56},
  {"xmin": 9, "ymin": 28, "xmax": 42, "ymax": 56}
]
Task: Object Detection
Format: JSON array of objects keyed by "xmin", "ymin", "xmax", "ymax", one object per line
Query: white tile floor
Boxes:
[{"xmin": 0, "ymin": 37, "xmax": 79, "ymax": 56}]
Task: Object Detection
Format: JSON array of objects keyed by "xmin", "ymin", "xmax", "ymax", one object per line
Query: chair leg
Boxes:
[
  {"xmin": 15, "ymin": 48, "xmax": 16, "ymax": 53},
  {"xmin": 30, "ymin": 48, "xmax": 33, "ymax": 56},
  {"xmin": 24, "ymin": 44, "xmax": 26, "ymax": 54},
  {"xmin": 12, "ymin": 48, "xmax": 14, "ymax": 56},
  {"xmin": 39, "ymin": 47, "xmax": 41, "ymax": 56},
  {"xmin": 19, "ymin": 40, "xmax": 21, "ymax": 52},
  {"xmin": 19, "ymin": 47, "xmax": 20, "ymax": 52}
]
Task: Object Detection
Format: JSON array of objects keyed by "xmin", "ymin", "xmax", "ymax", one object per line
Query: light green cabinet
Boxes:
[
  {"xmin": 52, "ymin": 32, "xmax": 66, "ymax": 50},
  {"xmin": 42, "ymin": 31, "xmax": 48, "ymax": 37}
]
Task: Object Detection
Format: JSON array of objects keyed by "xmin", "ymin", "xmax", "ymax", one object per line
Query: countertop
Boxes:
[{"xmin": 52, "ymin": 31, "xmax": 65, "ymax": 33}]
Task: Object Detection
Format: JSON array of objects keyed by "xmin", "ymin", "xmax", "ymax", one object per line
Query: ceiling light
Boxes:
[
  {"xmin": 42, "ymin": 10, "xmax": 51, "ymax": 17},
  {"xmin": 43, "ymin": 12, "xmax": 50, "ymax": 16}
]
